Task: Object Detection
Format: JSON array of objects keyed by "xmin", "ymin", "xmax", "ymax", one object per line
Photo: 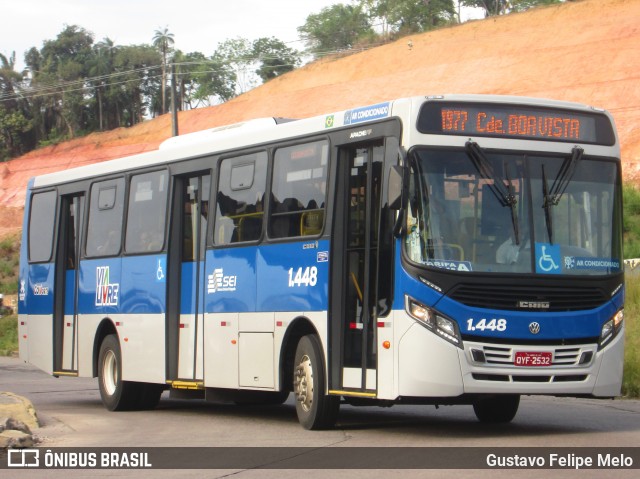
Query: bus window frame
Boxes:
[
  {"xmin": 85, "ymin": 175, "xmax": 126, "ymax": 259},
  {"xmin": 123, "ymin": 168, "xmax": 171, "ymax": 256},
  {"xmin": 27, "ymin": 188, "xmax": 58, "ymax": 264},
  {"xmin": 213, "ymin": 149, "xmax": 269, "ymax": 247},
  {"xmin": 267, "ymin": 138, "xmax": 330, "ymax": 242}
]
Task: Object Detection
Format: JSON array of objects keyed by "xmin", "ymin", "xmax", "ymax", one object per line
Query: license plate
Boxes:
[{"xmin": 514, "ymin": 351, "xmax": 552, "ymax": 367}]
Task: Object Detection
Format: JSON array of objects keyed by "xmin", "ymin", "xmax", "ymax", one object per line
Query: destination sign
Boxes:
[{"xmin": 418, "ymin": 102, "xmax": 615, "ymax": 145}]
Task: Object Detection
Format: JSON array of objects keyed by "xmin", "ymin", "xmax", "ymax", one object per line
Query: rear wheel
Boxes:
[
  {"xmin": 473, "ymin": 394, "xmax": 520, "ymax": 423},
  {"xmin": 98, "ymin": 334, "xmax": 162, "ymax": 411},
  {"xmin": 293, "ymin": 334, "xmax": 339, "ymax": 430},
  {"xmin": 135, "ymin": 383, "xmax": 164, "ymax": 410}
]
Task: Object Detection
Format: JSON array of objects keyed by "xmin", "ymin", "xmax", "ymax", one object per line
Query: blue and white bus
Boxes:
[{"xmin": 18, "ymin": 95, "xmax": 624, "ymax": 429}]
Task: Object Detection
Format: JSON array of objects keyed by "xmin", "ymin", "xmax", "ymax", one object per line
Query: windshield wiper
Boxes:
[
  {"xmin": 465, "ymin": 141, "xmax": 520, "ymax": 245},
  {"xmin": 546, "ymin": 146, "xmax": 584, "ymax": 206},
  {"xmin": 541, "ymin": 146, "xmax": 584, "ymax": 244},
  {"xmin": 541, "ymin": 164, "xmax": 553, "ymax": 243}
]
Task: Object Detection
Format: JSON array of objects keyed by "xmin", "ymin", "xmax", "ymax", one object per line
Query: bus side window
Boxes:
[
  {"xmin": 28, "ymin": 190, "xmax": 57, "ymax": 263},
  {"xmin": 86, "ymin": 179, "xmax": 125, "ymax": 257},
  {"xmin": 268, "ymin": 140, "xmax": 328, "ymax": 239},
  {"xmin": 214, "ymin": 152, "xmax": 267, "ymax": 244},
  {"xmin": 125, "ymin": 171, "xmax": 168, "ymax": 254}
]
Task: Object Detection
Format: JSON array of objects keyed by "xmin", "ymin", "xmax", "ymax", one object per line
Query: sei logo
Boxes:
[
  {"xmin": 288, "ymin": 266, "xmax": 318, "ymax": 287},
  {"xmin": 208, "ymin": 268, "xmax": 237, "ymax": 293}
]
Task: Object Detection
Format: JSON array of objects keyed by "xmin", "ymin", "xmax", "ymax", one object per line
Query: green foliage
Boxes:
[
  {"xmin": 623, "ymin": 184, "xmax": 640, "ymax": 258},
  {"xmin": 461, "ymin": 0, "xmax": 562, "ymax": 16},
  {"xmin": 0, "ymin": 315, "xmax": 18, "ymax": 356},
  {"xmin": 252, "ymin": 38, "xmax": 301, "ymax": 83},
  {"xmin": 0, "ymin": 234, "xmax": 20, "ymax": 294},
  {"xmin": 0, "ymin": 106, "xmax": 31, "ymax": 160},
  {"xmin": 623, "ymin": 275, "xmax": 640, "ymax": 397},
  {"xmin": 364, "ymin": 0, "xmax": 456, "ymax": 35},
  {"xmin": 298, "ymin": 4, "xmax": 374, "ymax": 57}
]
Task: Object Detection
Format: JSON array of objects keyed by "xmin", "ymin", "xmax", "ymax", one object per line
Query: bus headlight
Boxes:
[
  {"xmin": 599, "ymin": 309, "xmax": 624, "ymax": 349},
  {"xmin": 405, "ymin": 296, "xmax": 463, "ymax": 348}
]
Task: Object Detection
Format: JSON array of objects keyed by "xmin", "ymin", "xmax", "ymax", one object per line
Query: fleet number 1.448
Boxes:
[
  {"xmin": 288, "ymin": 266, "xmax": 318, "ymax": 287},
  {"xmin": 466, "ymin": 318, "xmax": 507, "ymax": 332}
]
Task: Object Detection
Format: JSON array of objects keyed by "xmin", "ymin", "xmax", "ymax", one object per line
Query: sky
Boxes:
[{"xmin": 1, "ymin": 0, "xmax": 342, "ymax": 70}]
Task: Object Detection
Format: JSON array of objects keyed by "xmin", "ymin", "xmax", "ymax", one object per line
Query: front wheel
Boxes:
[
  {"xmin": 293, "ymin": 335, "xmax": 339, "ymax": 430},
  {"xmin": 473, "ymin": 394, "xmax": 520, "ymax": 423}
]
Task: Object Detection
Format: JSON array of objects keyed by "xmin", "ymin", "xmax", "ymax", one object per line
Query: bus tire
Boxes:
[
  {"xmin": 293, "ymin": 334, "xmax": 339, "ymax": 430},
  {"xmin": 473, "ymin": 394, "xmax": 520, "ymax": 423},
  {"xmin": 98, "ymin": 334, "xmax": 140, "ymax": 411},
  {"xmin": 135, "ymin": 383, "xmax": 164, "ymax": 410}
]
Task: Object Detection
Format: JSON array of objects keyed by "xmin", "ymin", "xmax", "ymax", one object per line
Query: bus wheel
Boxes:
[
  {"xmin": 135, "ymin": 383, "xmax": 164, "ymax": 410},
  {"xmin": 473, "ymin": 394, "xmax": 520, "ymax": 423},
  {"xmin": 293, "ymin": 334, "xmax": 339, "ymax": 430},
  {"xmin": 98, "ymin": 334, "xmax": 139, "ymax": 411}
]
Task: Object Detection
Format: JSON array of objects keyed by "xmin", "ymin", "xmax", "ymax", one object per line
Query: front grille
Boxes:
[
  {"xmin": 449, "ymin": 283, "xmax": 607, "ymax": 311},
  {"xmin": 472, "ymin": 373, "xmax": 588, "ymax": 383}
]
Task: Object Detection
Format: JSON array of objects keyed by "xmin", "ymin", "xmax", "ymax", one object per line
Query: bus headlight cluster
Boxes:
[
  {"xmin": 599, "ymin": 309, "xmax": 624, "ymax": 349},
  {"xmin": 405, "ymin": 296, "xmax": 463, "ymax": 348}
]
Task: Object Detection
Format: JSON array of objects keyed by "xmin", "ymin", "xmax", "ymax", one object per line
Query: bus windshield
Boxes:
[{"xmin": 405, "ymin": 147, "xmax": 622, "ymax": 276}]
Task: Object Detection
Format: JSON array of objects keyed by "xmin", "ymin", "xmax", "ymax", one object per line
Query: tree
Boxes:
[
  {"xmin": 363, "ymin": 0, "xmax": 456, "ymax": 35},
  {"xmin": 173, "ymin": 51, "xmax": 236, "ymax": 108},
  {"xmin": 112, "ymin": 44, "xmax": 162, "ymax": 124},
  {"xmin": 252, "ymin": 37, "xmax": 301, "ymax": 82},
  {"xmin": 0, "ymin": 106, "xmax": 31, "ymax": 160},
  {"xmin": 0, "ymin": 52, "xmax": 31, "ymax": 159},
  {"xmin": 459, "ymin": 0, "xmax": 510, "ymax": 16},
  {"xmin": 213, "ymin": 38, "xmax": 255, "ymax": 95},
  {"xmin": 460, "ymin": 0, "xmax": 562, "ymax": 16},
  {"xmin": 89, "ymin": 38, "xmax": 117, "ymax": 131},
  {"xmin": 152, "ymin": 26, "xmax": 175, "ymax": 114},
  {"xmin": 510, "ymin": 0, "xmax": 563, "ymax": 12},
  {"xmin": 298, "ymin": 4, "xmax": 374, "ymax": 57},
  {"xmin": 37, "ymin": 25, "xmax": 94, "ymax": 139}
]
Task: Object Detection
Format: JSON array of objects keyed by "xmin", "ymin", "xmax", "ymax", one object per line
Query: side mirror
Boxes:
[{"xmin": 388, "ymin": 165, "xmax": 403, "ymax": 211}]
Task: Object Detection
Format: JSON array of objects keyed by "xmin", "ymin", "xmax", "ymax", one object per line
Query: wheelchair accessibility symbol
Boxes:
[
  {"xmin": 156, "ymin": 257, "xmax": 166, "ymax": 282},
  {"xmin": 535, "ymin": 243, "xmax": 561, "ymax": 274}
]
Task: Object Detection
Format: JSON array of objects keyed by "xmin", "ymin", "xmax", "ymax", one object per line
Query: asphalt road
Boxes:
[{"xmin": 1, "ymin": 356, "xmax": 639, "ymax": 478}]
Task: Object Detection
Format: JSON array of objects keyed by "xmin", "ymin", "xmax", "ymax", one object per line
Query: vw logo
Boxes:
[{"xmin": 529, "ymin": 322, "xmax": 541, "ymax": 334}]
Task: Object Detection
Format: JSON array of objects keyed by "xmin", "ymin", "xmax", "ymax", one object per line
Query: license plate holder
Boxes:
[{"xmin": 514, "ymin": 351, "xmax": 552, "ymax": 367}]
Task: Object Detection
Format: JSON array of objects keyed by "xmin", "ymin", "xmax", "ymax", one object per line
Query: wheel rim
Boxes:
[
  {"xmin": 102, "ymin": 349, "xmax": 118, "ymax": 396},
  {"xmin": 294, "ymin": 354, "xmax": 314, "ymax": 412}
]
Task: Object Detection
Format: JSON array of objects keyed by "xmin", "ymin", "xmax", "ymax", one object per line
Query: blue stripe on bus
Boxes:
[
  {"xmin": 394, "ymin": 242, "xmax": 624, "ymax": 341},
  {"xmin": 23, "ymin": 240, "xmax": 331, "ymax": 317},
  {"xmin": 24, "ymin": 235, "xmax": 619, "ymax": 341},
  {"xmin": 205, "ymin": 240, "xmax": 330, "ymax": 313}
]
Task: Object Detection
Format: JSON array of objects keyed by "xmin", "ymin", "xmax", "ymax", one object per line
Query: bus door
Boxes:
[
  {"xmin": 53, "ymin": 193, "xmax": 84, "ymax": 375},
  {"xmin": 331, "ymin": 141, "xmax": 386, "ymax": 395},
  {"xmin": 168, "ymin": 174, "xmax": 210, "ymax": 382}
]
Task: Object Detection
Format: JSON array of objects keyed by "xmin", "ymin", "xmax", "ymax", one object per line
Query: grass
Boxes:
[
  {"xmin": 0, "ymin": 315, "xmax": 18, "ymax": 356},
  {"xmin": 622, "ymin": 276, "xmax": 640, "ymax": 397},
  {"xmin": 0, "ymin": 232, "xmax": 20, "ymax": 294}
]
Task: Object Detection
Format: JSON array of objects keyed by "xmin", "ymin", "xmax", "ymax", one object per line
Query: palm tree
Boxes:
[{"xmin": 152, "ymin": 26, "xmax": 175, "ymax": 115}]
